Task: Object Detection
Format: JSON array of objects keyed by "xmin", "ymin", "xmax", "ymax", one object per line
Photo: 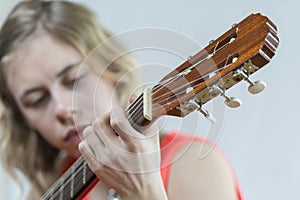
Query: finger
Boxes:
[
  {"xmin": 78, "ymin": 140, "xmax": 102, "ymax": 171},
  {"xmin": 110, "ymin": 107, "xmax": 140, "ymax": 142},
  {"xmin": 79, "ymin": 141, "xmax": 125, "ymax": 195},
  {"xmin": 78, "ymin": 140, "xmax": 95, "ymax": 160},
  {"xmin": 92, "ymin": 116, "xmax": 119, "ymax": 148},
  {"xmin": 83, "ymin": 125, "xmax": 105, "ymax": 147},
  {"xmin": 82, "ymin": 125, "xmax": 107, "ymax": 162}
]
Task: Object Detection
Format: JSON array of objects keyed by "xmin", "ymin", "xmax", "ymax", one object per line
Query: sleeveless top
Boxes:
[
  {"xmin": 160, "ymin": 132, "xmax": 243, "ymax": 200},
  {"xmin": 64, "ymin": 132, "xmax": 243, "ymax": 200}
]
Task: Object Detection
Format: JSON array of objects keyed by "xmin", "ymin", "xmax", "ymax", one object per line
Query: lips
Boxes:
[{"xmin": 64, "ymin": 125, "xmax": 89, "ymax": 143}]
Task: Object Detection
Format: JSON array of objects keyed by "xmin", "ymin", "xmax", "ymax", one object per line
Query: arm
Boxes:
[{"xmin": 167, "ymin": 141, "xmax": 240, "ymax": 200}]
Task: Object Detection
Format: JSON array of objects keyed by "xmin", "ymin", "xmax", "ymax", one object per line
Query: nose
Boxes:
[
  {"xmin": 52, "ymin": 90, "xmax": 75, "ymax": 126},
  {"xmin": 55, "ymin": 104, "xmax": 74, "ymax": 125}
]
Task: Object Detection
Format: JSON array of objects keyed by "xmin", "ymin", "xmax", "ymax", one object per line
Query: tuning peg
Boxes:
[
  {"xmin": 222, "ymin": 95, "xmax": 242, "ymax": 108},
  {"xmin": 247, "ymin": 80, "xmax": 266, "ymax": 94},
  {"xmin": 189, "ymin": 99, "xmax": 216, "ymax": 123},
  {"xmin": 235, "ymin": 69, "xmax": 266, "ymax": 94},
  {"xmin": 198, "ymin": 107, "xmax": 216, "ymax": 124},
  {"xmin": 211, "ymin": 86, "xmax": 242, "ymax": 108}
]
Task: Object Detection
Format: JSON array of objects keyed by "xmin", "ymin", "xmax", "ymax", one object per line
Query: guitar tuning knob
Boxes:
[
  {"xmin": 212, "ymin": 85, "xmax": 242, "ymax": 108},
  {"xmin": 198, "ymin": 107, "xmax": 216, "ymax": 124},
  {"xmin": 247, "ymin": 80, "xmax": 266, "ymax": 94},
  {"xmin": 189, "ymin": 99, "xmax": 216, "ymax": 123},
  {"xmin": 223, "ymin": 96, "xmax": 242, "ymax": 108},
  {"xmin": 234, "ymin": 69, "xmax": 266, "ymax": 94}
]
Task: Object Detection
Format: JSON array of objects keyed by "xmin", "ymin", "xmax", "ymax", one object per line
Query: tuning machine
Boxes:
[
  {"xmin": 180, "ymin": 99, "xmax": 216, "ymax": 124},
  {"xmin": 193, "ymin": 99, "xmax": 216, "ymax": 124},
  {"xmin": 210, "ymin": 85, "xmax": 242, "ymax": 108},
  {"xmin": 198, "ymin": 106, "xmax": 217, "ymax": 124},
  {"xmin": 234, "ymin": 68, "xmax": 266, "ymax": 94}
]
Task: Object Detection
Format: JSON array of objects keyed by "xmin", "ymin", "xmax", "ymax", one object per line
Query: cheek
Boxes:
[
  {"xmin": 94, "ymin": 85, "xmax": 115, "ymax": 116},
  {"xmin": 72, "ymin": 83, "xmax": 98, "ymax": 123},
  {"xmin": 34, "ymin": 126, "xmax": 62, "ymax": 151},
  {"xmin": 37, "ymin": 125, "xmax": 61, "ymax": 148},
  {"xmin": 73, "ymin": 76, "xmax": 118, "ymax": 120},
  {"xmin": 22, "ymin": 109, "xmax": 63, "ymax": 149}
]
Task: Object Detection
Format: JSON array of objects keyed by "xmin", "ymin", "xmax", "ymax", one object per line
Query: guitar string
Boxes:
[
  {"xmin": 44, "ymin": 42, "xmax": 233, "ymax": 199},
  {"xmin": 127, "ymin": 57, "xmax": 234, "ymax": 123},
  {"xmin": 43, "ymin": 14, "xmax": 277, "ymax": 198},
  {"xmin": 149, "ymin": 53, "xmax": 234, "ymax": 110},
  {"xmin": 44, "ymin": 60, "xmax": 229, "ymax": 200},
  {"xmin": 43, "ymin": 74, "xmax": 207, "ymax": 199},
  {"xmin": 44, "ymin": 94, "xmax": 156, "ymax": 200},
  {"xmin": 43, "ymin": 58, "xmax": 195, "ymax": 199},
  {"xmin": 44, "ymin": 97, "xmax": 158, "ymax": 199},
  {"xmin": 127, "ymin": 74, "xmax": 203, "ymax": 122},
  {"xmin": 126, "ymin": 43, "xmax": 233, "ymax": 121},
  {"xmin": 42, "ymin": 157, "xmax": 86, "ymax": 199}
]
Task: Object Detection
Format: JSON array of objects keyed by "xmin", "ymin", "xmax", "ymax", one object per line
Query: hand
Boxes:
[{"xmin": 78, "ymin": 107, "xmax": 168, "ymax": 200}]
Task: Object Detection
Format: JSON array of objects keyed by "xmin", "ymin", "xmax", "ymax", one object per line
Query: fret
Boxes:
[
  {"xmin": 42, "ymin": 13, "xmax": 279, "ymax": 200},
  {"xmin": 59, "ymin": 177, "xmax": 64, "ymax": 200},
  {"xmin": 83, "ymin": 161, "xmax": 87, "ymax": 185},
  {"xmin": 70, "ymin": 166, "xmax": 75, "ymax": 198},
  {"xmin": 41, "ymin": 56, "xmax": 145, "ymax": 200},
  {"xmin": 42, "ymin": 157, "xmax": 97, "ymax": 199},
  {"xmin": 50, "ymin": 191, "xmax": 54, "ymax": 200}
]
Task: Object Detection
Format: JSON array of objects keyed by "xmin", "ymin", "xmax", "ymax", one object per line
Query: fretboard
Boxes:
[
  {"xmin": 42, "ymin": 94, "xmax": 151, "ymax": 199},
  {"xmin": 42, "ymin": 157, "xmax": 97, "ymax": 200}
]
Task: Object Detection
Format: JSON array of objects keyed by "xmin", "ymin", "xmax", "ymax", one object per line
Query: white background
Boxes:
[{"xmin": 0, "ymin": 0, "xmax": 299, "ymax": 199}]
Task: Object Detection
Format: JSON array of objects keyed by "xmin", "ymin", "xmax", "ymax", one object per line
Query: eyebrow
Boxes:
[
  {"xmin": 56, "ymin": 61, "xmax": 82, "ymax": 78},
  {"xmin": 20, "ymin": 61, "xmax": 82, "ymax": 99}
]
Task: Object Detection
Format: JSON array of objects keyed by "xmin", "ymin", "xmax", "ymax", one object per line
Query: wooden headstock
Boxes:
[{"xmin": 143, "ymin": 13, "xmax": 279, "ymax": 122}]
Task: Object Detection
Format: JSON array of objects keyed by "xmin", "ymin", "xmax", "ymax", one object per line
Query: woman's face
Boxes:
[{"xmin": 5, "ymin": 33, "xmax": 117, "ymax": 158}]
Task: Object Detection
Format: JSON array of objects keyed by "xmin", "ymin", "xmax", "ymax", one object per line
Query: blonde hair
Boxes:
[{"xmin": 0, "ymin": 0, "xmax": 137, "ymax": 197}]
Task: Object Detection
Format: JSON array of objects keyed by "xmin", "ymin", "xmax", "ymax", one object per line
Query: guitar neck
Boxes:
[
  {"xmin": 42, "ymin": 96, "xmax": 149, "ymax": 200},
  {"xmin": 42, "ymin": 157, "xmax": 97, "ymax": 200}
]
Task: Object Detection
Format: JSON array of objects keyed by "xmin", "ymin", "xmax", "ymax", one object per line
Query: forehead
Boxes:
[{"xmin": 5, "ymin": 33, "xmax": 83, "ymax": 95}]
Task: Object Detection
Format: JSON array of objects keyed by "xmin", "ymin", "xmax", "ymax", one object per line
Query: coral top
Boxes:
[
  {"xmin": 64, "ymin": 132, "xmax": 243, "ymax": 200},
  {"xmin": 160, "ymin": 132, "xmax": 243, "ymax": 200}
]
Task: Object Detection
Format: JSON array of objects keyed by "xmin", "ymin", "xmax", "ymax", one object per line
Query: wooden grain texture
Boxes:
[{"xmin": 151, "ymin": 13, "xmax": 279, "ymax": 118}]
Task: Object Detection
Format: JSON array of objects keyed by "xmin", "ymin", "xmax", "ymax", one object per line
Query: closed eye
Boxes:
[
  {"xmin": 22, "ymin": 90, "xmax": 49, "ymax": 108},
  {"xmin": 62, "ymin": 72, "xmax": 87, "ymax": 89}
]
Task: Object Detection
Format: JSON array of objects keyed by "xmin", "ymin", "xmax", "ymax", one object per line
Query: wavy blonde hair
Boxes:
[{"xmin": 0, "ymin": 0, "xmax": 137, "ymax": 197}]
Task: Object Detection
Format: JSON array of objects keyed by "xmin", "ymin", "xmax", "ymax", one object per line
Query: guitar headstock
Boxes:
[{"xmin": 148, "ymin": 13, "xmax": 279, "ymax": 122}]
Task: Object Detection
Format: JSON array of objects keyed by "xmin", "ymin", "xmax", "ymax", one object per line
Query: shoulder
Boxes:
[{"xmin": 161, "ymin": 132, "xmax": 241, "ymax": 200}]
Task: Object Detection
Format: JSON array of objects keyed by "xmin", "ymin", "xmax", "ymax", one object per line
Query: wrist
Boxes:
[
  {"xmin": 147, "ymin": 174, "xmax": 168, "ymax": 200},
  {"xmin": 120, "ymin": 173, "xmax": 168, "ymax": 200}
]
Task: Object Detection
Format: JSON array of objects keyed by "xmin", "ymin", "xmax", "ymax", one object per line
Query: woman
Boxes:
[{"xmin": 0, "ymin": 1, "xmax": 242, "ymax": 199}]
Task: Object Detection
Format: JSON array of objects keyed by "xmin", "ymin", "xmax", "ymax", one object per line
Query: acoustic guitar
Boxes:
[{"xmin": 42, "ymin": 13, "xmax": 279, "ymax": 200}]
